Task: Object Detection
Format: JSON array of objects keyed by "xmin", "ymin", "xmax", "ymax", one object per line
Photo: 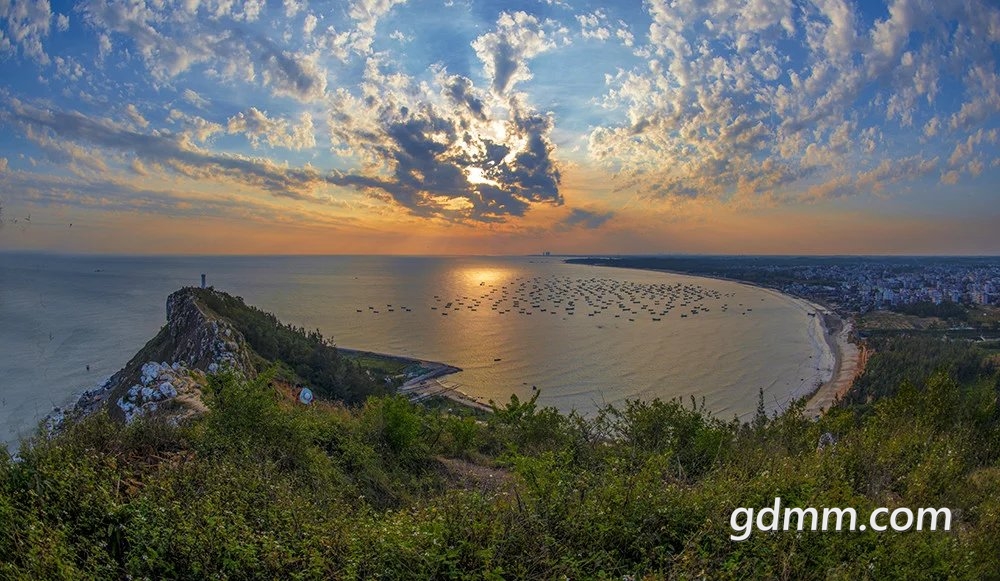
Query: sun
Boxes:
[{"xmin": 466, "ymin": 166, "xmax": 500, "ymax": 187}]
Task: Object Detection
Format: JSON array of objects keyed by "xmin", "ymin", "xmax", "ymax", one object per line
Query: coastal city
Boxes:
[
  {"xmin": 569, "ymin": 257, "xmax": 1000, "ymax": 315},
  {"xmin": 751, "ymin": 259, "xmax": 1000, "ymax": 313}
]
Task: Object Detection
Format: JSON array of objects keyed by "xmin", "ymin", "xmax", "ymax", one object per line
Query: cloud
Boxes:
[
  {"xmin": 80, "ymin": 0, "xmax": 328, "ymax": 101},
  {"xmin": 559, "ymin": 207, "xmax": 614, "ymax": 229},
  {"xmin": 442, "ymin": 74, "xmax": 487, "ymax": 121},
  {"xmin": 2, "ymin": 0, "xmax": 998, "ymax": 240},
  {"xmin": 471, "ymin": 11, "xmax": 560, "ymax": 96},
  {"xmin": 0, "ymin": 157, "xmax": 7, "ymax": 173},
  {"xmin": 588, "ymin": 0, "xmax": 1000, "ymax": 203},
  {"xmin": 4, "ymin": 98, "xmax": 332, "ymax": 200},
  {"xmin": 124, "ymin": 104, "xmax": 149, "ymax": 128},
  {"xmin": 283, "ymin": 0, "xmax": 304, "ymax": 18},
  {"xmin": 326, "ymin": 65, "xmax": 563, "ymax": 222},
  {"xmin": 577, "ymin": 11, "xmax": 610, "ymax": 42},
  {"xmin": 22, "ymin": 123, "xmax": 110, "ymax": 174},
  {"xmin": 800, "ymin": 155, "xmax": 939, "ymax": 201},
  {"xmin": 254, "ymin": 38, "xmax": 327, "ymax": 101},
  {"xmin": 1, "ymin": 0, "xmax": 54, "ymax": 64},
  {"xmin": 167, "ymin": 109, "xmax": 224, "ymax": 143},
  {"xmin": 226, "ymin": 107, "xmax": 316, "ymax": 150},
  {"xmin": 303, "ymin": 13, "xmax": 317, "ymax": 37},
  {"xmin": 3, "ymin": 94, "xmax": 562, "ymax": 222},
  {"xmin": 0, "ymin": 169, "xmax": 359, "ymax": 229},
  {"xmin": 52, "ymin": 55, "xmax": 84, "ymax": 80},
  {"xmin": 182, "ymin": 89, "xmax": 210, "ymax": 109},
  {"xmin": 319, "ymin": 0, "xmax": 407, "ymax": 60}
]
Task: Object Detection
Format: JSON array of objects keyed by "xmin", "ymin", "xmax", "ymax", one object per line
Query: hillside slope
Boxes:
[{"xmin": 48, "ymin": 287, "xmax": 384, "ymax": 432}]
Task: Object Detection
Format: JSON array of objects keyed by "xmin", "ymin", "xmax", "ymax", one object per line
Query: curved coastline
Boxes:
[
  {"xmin": 16, "ymin": 261, "xmax": 863, "ymax": 455},
  {"xmin": 753, "ymin": 287, "xmax": 860, "ymax": 416},
  {"xmin": 579, "ymin": 263, "xmax": 864, "ymax": 417}
]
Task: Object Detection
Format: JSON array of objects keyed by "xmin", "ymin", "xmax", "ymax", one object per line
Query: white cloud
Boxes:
[
  {"xmin": 587, "ymin": 0, "xmax": 1000, "ymax": 203},
  {"xmin": 182, "ymin": 88, "xmax": 210, "ymax": 109},
  {"xmin": 1, "ymin": 0, "xmax": 54, "ymax": 64},
  {"xmin": 320, "ymin": 0, "xmax": 407, "ymax": 59},
  {"xmin": 303, "ymin": 13, "xmax": 317, "ymax": 37},
  {"xmin": 125, "ymin": 104, "xmax": 149, "ymax": 128},
  {"xmin": 226, "ymin": 108, "xmax": 316, "ymax": 150},
  {"xmin": 472, "ymin": 11, "xmax": 560, "ymax": 96},
  {"xmin": 52, "ymin": 56, "xmax": 84, "ymax": 81},
  {"xmin": 81, "ymin": 0, "xmax": 329, "ymax": 101},
  {"xmin": 167, "ymin": 109, "xmax": 224, "ymax": 143},
  {"xmin": 283, "ymin": 0, "xmax": 304, "ymax": 18},
  {"xmin": 949, "ymin": 64, "xmax": 1000, "ymax": 131},
  {"xmin": 577, "ymin": 11, "xmax": 610, "ymax": 42}
]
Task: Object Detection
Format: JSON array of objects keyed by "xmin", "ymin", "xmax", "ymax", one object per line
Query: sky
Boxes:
[{"xmin": 0, "ymin": 0, "xmax": 998, "ymax": 255}]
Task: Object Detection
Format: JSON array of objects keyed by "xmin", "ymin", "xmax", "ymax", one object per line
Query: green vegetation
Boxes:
[
  {"xmin": 4, "ymin": 355, "xmax": 1000, "ymax": 578},
  {"xmin": 891, "ymin": 300, "xmax": 968, "ymax": 321},
  {"xmin": 194, "ymin": 289, "xmax": 386, "ymax": 404},
  {"xmin": 847, "ymin": 335, "xmax": 997, "ymax": 405},
  {"xmin": 340, "ymin": 353, "xmax": 410, "ymax": 378}
]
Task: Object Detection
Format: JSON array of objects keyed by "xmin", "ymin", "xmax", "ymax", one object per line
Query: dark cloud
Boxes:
[
  {"xmin": 501, "ymin": 109, "xmax": 561, "ymax": 198},
  {"xmin": 328, "ymin": 77, "xmax": 563, "ymax": 223},
  {"xmin": 0, "ymin": 170, "xmax": 360, "ymax": 229},
  {"xmin": 442, "ymin": 75, "xmax": 487, "ymax": 121},
  {"xmin": 242, "ymin": 30, "xmax": 327, "ymax": 101},
  {"xmin": 560, "ymin": 208, "xmax": 614, "ymax": 229},
  {"xmin": 3, "ymin": 99, "xmax": 328, "ymax": 199},
  {"xmin": 489, "ymin": 38, "xmax": 519, "ymax": 96}
]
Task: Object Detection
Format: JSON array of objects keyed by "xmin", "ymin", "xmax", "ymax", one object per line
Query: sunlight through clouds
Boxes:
[{"xmin": 0, "ymin": 0, "xmax": 997, "ymax": 253}]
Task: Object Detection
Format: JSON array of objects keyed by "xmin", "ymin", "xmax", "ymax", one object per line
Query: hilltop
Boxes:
[{"xmin": 47, "ymin": 287, "xmax": 397, "ymax": 433}]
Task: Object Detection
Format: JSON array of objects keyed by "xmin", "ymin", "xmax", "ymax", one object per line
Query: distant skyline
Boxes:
[{"xmin": 1, "ymin": 0, "xmax": 999, "ymax": 255}]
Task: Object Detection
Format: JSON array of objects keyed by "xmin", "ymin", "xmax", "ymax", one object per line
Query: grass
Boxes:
[
  {"xmin": 342, "ymin": 353, "xmax": 411, "ymax": 377},
  {"xmin": 857, "ymin": 311, "xmax": 943, "ymax": 332}
]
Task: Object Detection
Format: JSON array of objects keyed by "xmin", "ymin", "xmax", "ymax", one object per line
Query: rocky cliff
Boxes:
[{"xmin": 47, "ymin": 288, "xmax": 257, "ymax": 431}]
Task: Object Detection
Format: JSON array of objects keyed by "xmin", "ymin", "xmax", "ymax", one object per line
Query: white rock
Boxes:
[
  {"xmin": 141, "ymin": 362, "xmax": 161, "ymax": 385},
  {"xmin": 159, "ymin": 382, "xmax": 177, "ymax": 398}
]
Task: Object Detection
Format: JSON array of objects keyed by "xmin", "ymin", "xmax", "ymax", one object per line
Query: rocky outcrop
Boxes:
[
  {"xmin": 115, "ymin": 361, "xmax": 208, "ymax": 424},
  {"xmin": 163, "ymin": 289, "xmax": 255, "ymax": 376},
  {"xmin": 45, "ymin": 288, "xmax": 257, "ymax": 433}
]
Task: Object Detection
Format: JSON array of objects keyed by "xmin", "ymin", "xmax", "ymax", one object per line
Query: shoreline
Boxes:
[
  {"xmin": 802, "ymin": 313, "xmax": 862, "ymax": 417},
  {"xmin": 339, "ymin": 348, "xmax": 490, "ymax": 412},
  {"xmin": 575, "ymin": 263, "xmax": 867, "ymax": 417}
]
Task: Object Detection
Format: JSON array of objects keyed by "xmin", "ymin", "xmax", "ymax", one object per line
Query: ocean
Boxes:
[{"xmin": 0, "ymin": 254, "xmax": 832, "ymax": 450}]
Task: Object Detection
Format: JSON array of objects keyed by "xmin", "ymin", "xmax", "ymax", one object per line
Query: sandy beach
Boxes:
[
  {"xmin": 751, "ymin": 288, "xmax": 864, "ymax": 417},
  {"xmin": 802, "ymin": 313, "xmax": 864, "ymax": 418}
]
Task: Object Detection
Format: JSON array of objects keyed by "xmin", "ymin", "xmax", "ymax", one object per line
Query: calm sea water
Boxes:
[{"xmin": 0, "ymin": 254, "xmax": 830, "ymax": 450}]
